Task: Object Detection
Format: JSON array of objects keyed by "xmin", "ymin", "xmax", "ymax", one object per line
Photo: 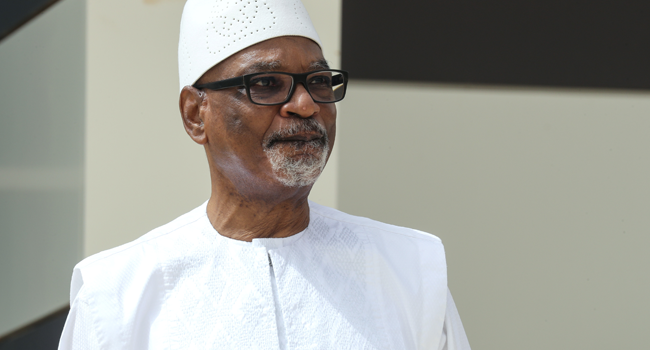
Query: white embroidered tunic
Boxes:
[{"xmin": 59, "ymin": 201, "xmax": 470, "ymax": 350}]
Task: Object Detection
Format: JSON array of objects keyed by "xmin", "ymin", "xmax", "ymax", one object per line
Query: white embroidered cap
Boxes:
[{"xmin": 178, "ymin": 0, "xmax": 322, "ymax": 91}]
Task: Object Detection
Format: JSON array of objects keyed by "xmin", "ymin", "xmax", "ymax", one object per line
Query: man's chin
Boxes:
[
  {"xmin": 265, "ymin": 144, "xmax": 329, "ymax": 188},
  {"xmin": 273, "ymin": 168, "xmax": 322, "ymax": 188}
]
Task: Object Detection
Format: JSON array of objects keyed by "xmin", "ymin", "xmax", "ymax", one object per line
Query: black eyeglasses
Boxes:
[{"xmin": 193, "ymin": 69, "xmax": 348, "ymax": 106}]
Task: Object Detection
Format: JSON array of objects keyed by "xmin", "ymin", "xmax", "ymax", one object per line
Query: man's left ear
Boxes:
[{"xmin": 179, "ymin": 86, "xmax": 207, "ymax": 145}]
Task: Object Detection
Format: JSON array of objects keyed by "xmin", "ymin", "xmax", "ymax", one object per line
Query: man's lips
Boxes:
[
  {"xmin": 263, "ymin": 118, "xmax": 329, "ymax": 149},
  {"xmin": 274, "ymin": 132, "xmax": 323, "ymax": 143}
]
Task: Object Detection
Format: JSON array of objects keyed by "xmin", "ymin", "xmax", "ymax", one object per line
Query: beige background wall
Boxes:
[
  {"xmin": 339, "ymin": 81, "xmax": 650, "ymax": 349},
  {"xmin": 0, "ymin": 0, "xmax": 85, "ymax": 335},
  {"xmin": 84, "ymin": 0, "xmax": 207, "ymax": 256},
  {"xmin": 301, "ymin": 0, "xmax": 342, "ymax": 209}
]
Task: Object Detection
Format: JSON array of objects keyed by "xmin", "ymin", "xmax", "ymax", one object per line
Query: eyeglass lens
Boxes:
[{"xmin": 248, "ymin": 70, "xmax": 345, "ymax": 104}]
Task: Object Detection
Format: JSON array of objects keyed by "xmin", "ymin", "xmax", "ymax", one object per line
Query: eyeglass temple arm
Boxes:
[
  {"xmin": 193, "ymin": 76, "xmax": 245, "ymax": 91},
  {"xmin": 332, "ymin": 74, "xmax": 345, "ymax": 86}
]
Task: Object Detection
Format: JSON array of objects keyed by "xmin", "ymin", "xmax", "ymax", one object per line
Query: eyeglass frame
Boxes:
[{"xmin": 192, "ymin": 69, "xmax": 349, "ymax": 106}]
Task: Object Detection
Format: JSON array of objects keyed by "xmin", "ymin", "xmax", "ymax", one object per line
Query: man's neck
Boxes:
[{"xmin": 206, "ymin": 184, "xmax": 311, "ymax": 242}]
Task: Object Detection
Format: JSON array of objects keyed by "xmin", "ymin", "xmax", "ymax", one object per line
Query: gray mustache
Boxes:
[{"xmin": 263, "ymin": 119, "xmax": 328, "ymax": 149}]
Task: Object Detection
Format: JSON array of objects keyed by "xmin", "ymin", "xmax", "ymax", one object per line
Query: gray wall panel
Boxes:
[{"xmin": 0, "ymin": 0, "xmax": 84, "ymax": 336}]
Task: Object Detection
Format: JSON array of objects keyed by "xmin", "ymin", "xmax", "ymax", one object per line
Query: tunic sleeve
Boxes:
[{"xmin": 437, "ymin": 289, "xmax": 471, "ymax": 350}]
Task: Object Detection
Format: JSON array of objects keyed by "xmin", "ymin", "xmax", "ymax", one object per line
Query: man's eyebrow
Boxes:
[
  {"xmin": 310, "ymin": 59, "xmax": 330, "ymax": 70},
  {"xmin": 241, "ymin": 60, "xmax": 282, "ymax": 75},
  {"xmin": 240, "ymin": 59, "xmax": 330, "ymax": 75}
]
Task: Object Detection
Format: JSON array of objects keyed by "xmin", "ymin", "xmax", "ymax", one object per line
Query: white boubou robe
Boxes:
[{"xmin": 59, "ymin": 201, "xmax": 471, "ymax": 350}]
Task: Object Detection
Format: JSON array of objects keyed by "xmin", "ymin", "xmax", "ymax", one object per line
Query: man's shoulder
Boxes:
[
  {"xmin": 75, "ymin": 202, "xmax": 208, "ymax": 273},
  {"xmin": 69, "ymin": 202, "xmax": 209, "ymax": 305},
  {"xmin": 308, "ymin": 202, "xmax": 448, "ymax": 313},
  {"xmin": 308, "ymin": 201, "xmax": 443, "ymax": 247}
]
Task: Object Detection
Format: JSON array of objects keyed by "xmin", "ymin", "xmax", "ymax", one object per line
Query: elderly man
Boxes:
[{"xmin": 59, "ymin": 0, "xmax": 470, "ymax": 349}]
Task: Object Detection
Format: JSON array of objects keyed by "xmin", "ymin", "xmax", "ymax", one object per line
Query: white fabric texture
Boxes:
[
  {"xmin": 178, "ymin": 0, "xmax": 322, "ymax": 91},
  {"xmin": 59, "ymin": 201, "xmax": 470, "ymax": 350}
]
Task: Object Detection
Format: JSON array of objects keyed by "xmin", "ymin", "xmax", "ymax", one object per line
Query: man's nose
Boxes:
[{"xmin": 280, "ymin": 83, "xmax": 319, "ymax": 118}]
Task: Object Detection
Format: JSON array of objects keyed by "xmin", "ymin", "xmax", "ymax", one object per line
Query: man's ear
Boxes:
[{"xmin": 180, "ymin": 86, "xmax": 208, "ymax": 145}]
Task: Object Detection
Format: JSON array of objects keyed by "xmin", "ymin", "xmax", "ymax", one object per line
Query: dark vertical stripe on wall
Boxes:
[
  {"xmin": 342, "ymin": 0, "xmax": 650, "ymax": 90},
  {"xmin": 0, "ymin": 0, "xmax": 61, "ymax": 41}
]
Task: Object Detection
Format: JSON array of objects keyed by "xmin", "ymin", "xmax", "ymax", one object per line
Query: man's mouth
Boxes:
[
  {"xmin": 275, "ymin": 132, "xmax": 323, "ymax": 143},
  {"xmin": 267, "ymin": 135, "xmax": 326, "ymax": 151},
  {"xmin": 263, "ymin": 119, "xmax": 328, "ymax": 149}
]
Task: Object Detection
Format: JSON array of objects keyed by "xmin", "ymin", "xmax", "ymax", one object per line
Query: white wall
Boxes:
[
  {"xmin": 339, "ymin": 81, "xmax": 650, "ymax": 349},
  {"xmin": 0, "ymin": 0, "xmax": 85, "ymax": 335}
]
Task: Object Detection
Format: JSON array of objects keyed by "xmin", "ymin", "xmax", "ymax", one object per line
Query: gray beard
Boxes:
[{"xmin": 263, "ymin": 120, "xmax": 329, "ymax": 188}]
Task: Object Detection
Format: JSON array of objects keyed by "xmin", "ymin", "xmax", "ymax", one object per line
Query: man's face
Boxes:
[{"xmin": 195, "ymin": 36, "xmax": 336, "ymax": 196}]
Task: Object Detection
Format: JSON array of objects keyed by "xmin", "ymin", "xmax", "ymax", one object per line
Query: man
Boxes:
[{"xmin": 59, "ymin": 0, "xmax": 471, "ymax": 349}]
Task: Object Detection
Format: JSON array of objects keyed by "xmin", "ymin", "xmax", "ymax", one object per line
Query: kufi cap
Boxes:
[{"xmin": 178, "ymin": 0, "xmax": 322, "ymax": 91}]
